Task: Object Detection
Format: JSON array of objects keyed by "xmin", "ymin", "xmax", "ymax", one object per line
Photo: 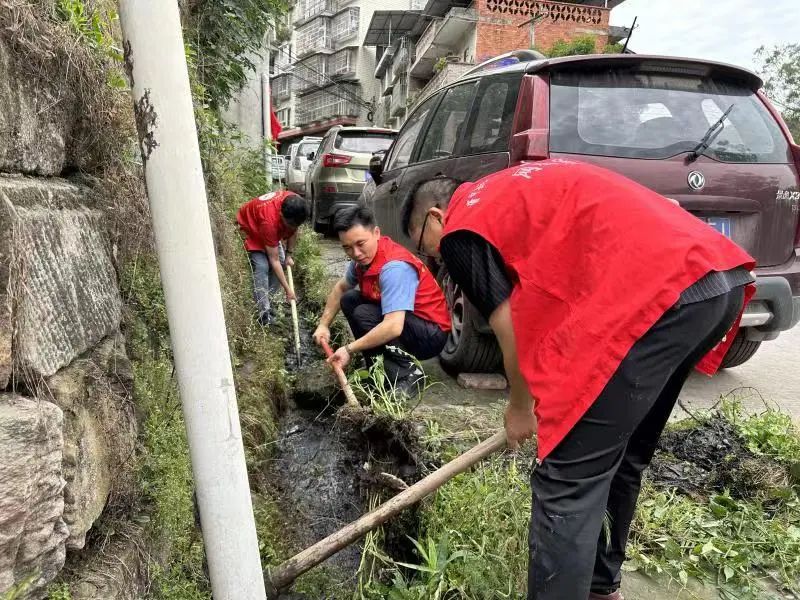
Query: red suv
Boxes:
[{"xmin": 365, "ymin": 52, "xmax": 800, "ymax": 373}]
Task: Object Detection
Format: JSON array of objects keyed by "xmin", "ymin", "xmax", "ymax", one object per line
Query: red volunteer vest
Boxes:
[
  {"xmin": 443, "ymin": 160, "xmax": 755, "ymax": 460},
  {"xmin": 357, "ymin": 237, "xmax": 452, "ymax": 333},
  {"xmin": 237, "ymin": 191, "xmax": 296, "ymax": 252}
]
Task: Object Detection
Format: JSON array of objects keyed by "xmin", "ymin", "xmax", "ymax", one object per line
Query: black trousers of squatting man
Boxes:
[
  {"xmin": 528, "ymin": 287, "xmax": 744, "ymax": 599},
  {"xmin": 339, "ymin": 289, "xmax": 448, "ymax": 381}
]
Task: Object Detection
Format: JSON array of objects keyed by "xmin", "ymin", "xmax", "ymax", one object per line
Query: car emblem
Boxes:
[{"xmin": 687, "ymin": 171, "xmax": 705, "ymax": 190}]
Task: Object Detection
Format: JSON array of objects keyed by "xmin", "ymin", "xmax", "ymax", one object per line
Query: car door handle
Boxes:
[
  {"xmin": 434, "ymin": 172, "xmax": 445, "ymax": 178},
  {"xmin": 390, "ymin": 182, "xmax": 398, "ymax": 193}
]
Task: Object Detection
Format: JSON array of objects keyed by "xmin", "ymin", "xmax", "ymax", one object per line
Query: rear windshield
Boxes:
[
  {"xmin": 298, "ymin": 141, "xmax": 319, "ymax": 156},
  {"xmin": 550, "ymin": 70, "xmax": 790, "ymax": 163},
  {"xmin": 334, "ymin": 132, "xmax": 395, "ymax": 154}
]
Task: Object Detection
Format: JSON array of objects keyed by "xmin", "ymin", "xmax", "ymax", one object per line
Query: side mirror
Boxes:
[
  {"xmin": 369, "ymin": 152, "xmax": 385, "ymax": 185},
  {"xmin": 307, "ymin": 152, "xmax": 315, "ymax": 161}
]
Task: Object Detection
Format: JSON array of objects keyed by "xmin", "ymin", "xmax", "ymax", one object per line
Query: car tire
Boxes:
[
  {"xmin": 720, "ymin": 331, "xmax": 761, "ymax": 369},
  {"xmin": 310, "ymin": 188, "xmax": 326, "ymax": 234},
  {"xmin": 438, "ymin": 268, "xmax": 503, "ymax": 374}
]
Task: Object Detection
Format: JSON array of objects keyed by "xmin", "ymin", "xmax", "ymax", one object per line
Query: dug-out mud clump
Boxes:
[{"xmin": 649, "ymin": 413, "xmax": 791, "ymax": 502}]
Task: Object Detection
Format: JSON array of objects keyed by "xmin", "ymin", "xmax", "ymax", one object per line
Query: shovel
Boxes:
[
  {"xmin": 285, "ymin": 264, "xmax": 301, "ymax": 363},
  {"xmin": 264, "ymin": 428, "xmax": 507, "ymax": 597},
  {"xmin": 320, "ymin": 339, "xmax": 359, "ymax": 407}
]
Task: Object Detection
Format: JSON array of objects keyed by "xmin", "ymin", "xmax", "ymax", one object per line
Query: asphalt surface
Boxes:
[{"xmin": 679, "ymin": 325, "xmax": 800, "ymax": 420}]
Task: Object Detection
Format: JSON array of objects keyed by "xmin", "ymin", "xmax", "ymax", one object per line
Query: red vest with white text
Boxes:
[
  {"xmin": 443, "ymin": 160, "xmax": 755, "ymax": 460},
  {"xmin": 357, "ymin": 236, "xmax": 451, "ymax": 332}
]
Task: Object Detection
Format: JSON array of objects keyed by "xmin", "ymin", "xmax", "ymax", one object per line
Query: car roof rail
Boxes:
[{"xmin": 464, "ymin": 49, "xmax": 546, "ymax": 77}]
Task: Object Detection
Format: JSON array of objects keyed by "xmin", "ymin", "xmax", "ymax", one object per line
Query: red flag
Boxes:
[{"xmin": 270, "ymin": 101, "xmax": 282, "ymax": 139}]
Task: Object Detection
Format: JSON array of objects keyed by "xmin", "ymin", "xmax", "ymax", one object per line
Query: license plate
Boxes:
[{"xmin": 703, "ymin": 217, "xmax": 731, "ymax": 237}]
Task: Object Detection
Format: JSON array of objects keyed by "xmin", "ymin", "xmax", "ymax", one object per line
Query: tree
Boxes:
[
  {"xmin": 536, "ymin": 34, "xmax": 622, "ymax": 58},
  {"xmin": 755, "ymin": 43, "xmax": 800, "ymax": 141}
]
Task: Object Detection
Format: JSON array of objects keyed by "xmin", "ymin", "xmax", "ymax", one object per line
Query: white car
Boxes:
[{"xmin": 286, "ymin": 136, "xmax": 322, "ymax": 196}]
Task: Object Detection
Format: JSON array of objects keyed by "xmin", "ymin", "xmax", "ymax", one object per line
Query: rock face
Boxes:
[
  {"xmin": 0, "ymin": 395, "xmax": 68, "ymax": 594},
  {"xmin": 45, "ymin": 334, "xmax": 137, "ymax": 550},
  {"xmin": 0, "ymin": 175, "xmax": 122, "ymax": 387},
  {"xmin": 0, "ymin": 35, "xmax": 80, "ymax": 177}
]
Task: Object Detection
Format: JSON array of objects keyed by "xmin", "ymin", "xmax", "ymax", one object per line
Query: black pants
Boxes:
[
  {"xmin": 528, "ymin": 288, "xmax": 745, "ymax": 599},
  {"xmin": 340, "ymin": 289, "xmax": 448, "ymax": 381}
]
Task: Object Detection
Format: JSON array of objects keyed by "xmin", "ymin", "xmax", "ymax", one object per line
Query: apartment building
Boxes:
[
  {"xmin": 270, "ymin": 0, "xmax": 415, "ymax": 148},
  {"xmin": 364, "ymin": 0, "xmax": 631, "ymax": 128}
]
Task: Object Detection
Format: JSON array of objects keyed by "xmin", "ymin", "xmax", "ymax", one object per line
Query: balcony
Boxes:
[
  {"xmin": 409, "ymin": 7, "xmax": 476, "ymax": 78},
  {"xmin": 391, "ymin": 44, "xmax": 410, "ymax": 83},
  {"xmin": 412, "ymin": 61, "xmax": 473, "ymax": 108},
  {"xmin": 293, "ymin": 0, "xmax": 336, "ymax": 27},
  {"xmin": 295, "ymin": 85, "xmax": 361, "ymax": 126},
  {"xmin": 296, "ymin": 17, "xmax": 334, "ymax": 58},
  {"xmin": 331, "ymin": 8, "xmax": 360, "ymax": 45},
  {"xmin": 271, "ymin": 73, "xmax": 292, "ymax": 100},
  {"xmin": 390, "ymin": 78, "xmax": 408, "ymax": 117},
  {"xmin": 293, "ymin": 55, "xmax": 328, "ymax": 93},
  {"xmin": 329, "ymin": 48, "xmax": 357, "ymax": 79}
]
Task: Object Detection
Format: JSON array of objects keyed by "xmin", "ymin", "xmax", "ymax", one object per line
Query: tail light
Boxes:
[{"xmin": 322, "ymin": 153, "xmax": 352, "ymax": 168}]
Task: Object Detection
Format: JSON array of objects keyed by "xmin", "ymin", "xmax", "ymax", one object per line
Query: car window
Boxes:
[
  {"xmin": 463, "ymin": 74, "xmax": 522, "ymax": 155},
  {"xmin": 298, "ymin": 141, "xmax": 320, "ymax": 157},
  {"xmin": 550, "ymin": 69, "xmax": 790, "ymax": 163},
  {"xmin": 385, "ymin": 93, "xmax": 440, "ymax": 171},
  {"xmin": 416, "ymin": 82, "xmax": 477, "ymax": 163},
  {"xmin": 334, "ymin": 132, "xmax": 395, "ymax": 153}
]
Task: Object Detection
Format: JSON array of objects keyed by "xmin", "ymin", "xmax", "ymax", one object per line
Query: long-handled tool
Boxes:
[
  {"xmin": 285, "ymin": 264, "xmax": 301, "ymax": 363},
  {"xmin": 320, "ymin": 339, "xmax": 359, "ymax": 406},
  {"xmin": 265, "ymin": 429, "xmax": 507, "ymax": 597}
]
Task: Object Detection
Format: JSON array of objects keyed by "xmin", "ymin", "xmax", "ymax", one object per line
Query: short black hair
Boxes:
[
  {"xmin": 400, "ymin": 177, "xmax": 462, "ymax": 237},
  {"xmin": 281, "ymin": 193, "xmax": 310, "ymax": 227},
  {"xmin": 333, "ymin": 205, "xmax": 376, "ymax": 233}
]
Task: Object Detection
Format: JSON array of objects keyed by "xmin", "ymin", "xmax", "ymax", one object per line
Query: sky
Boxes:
[{"xmin": 609, "ymin": 0, "xmax": 799, "ymax": 74}]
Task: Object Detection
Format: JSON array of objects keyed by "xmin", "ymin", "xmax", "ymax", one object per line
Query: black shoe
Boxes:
[
  {"xmin": 258, "ymin": 313, "xmax": 273, "ymax": 327},
  {"xmin": 393, "ymin": 366, "xmax": 426, "ymax": 400}
]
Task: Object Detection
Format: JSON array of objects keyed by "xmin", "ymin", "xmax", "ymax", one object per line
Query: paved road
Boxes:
[{"xmin": 317, "ymin": 237, "xmax": 799, "ymax": 420}]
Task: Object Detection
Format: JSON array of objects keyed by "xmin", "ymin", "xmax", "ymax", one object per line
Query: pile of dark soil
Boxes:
[{"xmin": 649, "ymin": 413, "xmax": 791, "ymax": 502}]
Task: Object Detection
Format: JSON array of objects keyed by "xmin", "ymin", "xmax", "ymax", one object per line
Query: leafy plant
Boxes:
[
  {"xmin": 350, "ymin": 356, "xmax": 421, "ymax": 419},
  {"xmin": 433, "ymin": 57, "xmax": 448, "ymax": 72},
  {"xmin": 46, "ymin": 583, "xmax": 72, "ymax": 600},
  {"xmin": 755, "ymin": 43, "xmax": 800, "ymax": 140},
  {"xmin": 184, "ymin": 0, "xmax": 291, "ymax": 107}
]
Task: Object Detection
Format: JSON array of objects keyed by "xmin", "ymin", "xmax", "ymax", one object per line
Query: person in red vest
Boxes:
[
  {"xmin": 313, "ymin": 206, "xmax": 451, "ymax": 396},
  {"xmin": 401, "ymin": 160, "xmax": 755, "ymax": 600},
  {"xmin": 237, "ymin": 190, "xmax": 309, "ymax": 326}
]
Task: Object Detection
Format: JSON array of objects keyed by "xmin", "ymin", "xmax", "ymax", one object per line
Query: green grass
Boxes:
[{"xmin": 360, "ymin": 401, "xmax": 800, "ymax": 599}]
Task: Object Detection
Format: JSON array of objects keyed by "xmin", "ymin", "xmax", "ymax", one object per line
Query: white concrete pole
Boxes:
[
  {"xmin": 262, "ymin": 72, "xmax": 274, "ymax": 184},
  {"xmin": 117, "ymin": 3, "xmax": 267, "ymax": 599}
]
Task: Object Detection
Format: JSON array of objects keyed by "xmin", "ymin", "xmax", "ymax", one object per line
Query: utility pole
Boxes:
[
  {"xmin": 262, "ymin": 68, "xmax": 274, "ymax": 185},
  {"xmin": 518, "ymin": 13, "xmax": 545, "ymax": 50},
  {"xmin": 117, "ymin": 3, "xmax": 267, "ymax": 599}
]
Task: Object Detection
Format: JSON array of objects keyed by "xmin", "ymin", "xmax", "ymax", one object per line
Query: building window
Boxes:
[
  {"xmin": 272, "ymin": 74, "xmax": 292, "ymax": 100},
  {"xmin": 332, "ymin": 8, "xmax": 359, "ymax": 43},
  {"xmin": 295, "ymin": 84, "xmax": 362, "ymax": 125},
  {"xmin": 276, "ymin": 108, "xmax": 291, "ymax": 128}
]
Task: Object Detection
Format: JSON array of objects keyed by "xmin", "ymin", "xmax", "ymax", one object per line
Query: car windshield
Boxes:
[
  {"xmin": 550, "ymin": 69, "xmax": 790, "ymax": 163},
  {"xmin": 335, "ymin": 133, "xmax": 395, "ymax": 154}
]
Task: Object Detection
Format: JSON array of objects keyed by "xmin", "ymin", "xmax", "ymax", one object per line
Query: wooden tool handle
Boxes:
[
  {"xmin": 285, "ymin": 265, "xmax": 301, "ymax": 361},
  {"xmin": 320, "ymin": 339, "xmax": 359, "ymax": 406},
  {"xmin": 266, "ymin": 429, "xmax": 507, "ymax": 595}
]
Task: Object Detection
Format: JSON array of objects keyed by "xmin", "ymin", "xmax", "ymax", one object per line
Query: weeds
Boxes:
[{"xmin": 46, "ymin": 583, "xmax": 72, "ymax": 600}]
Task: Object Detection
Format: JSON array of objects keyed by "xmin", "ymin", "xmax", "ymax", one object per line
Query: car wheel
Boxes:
[
  {"xmin": 720, "ymin": 331, "xmax": 761, "ymax": 369},
  {"xmin": 310, "ymin": 188, "xmax": 326, "ymax": 234},
  {"xmin": 438, "ymin": 269, "xmax": 503, "ymax": 374}
]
